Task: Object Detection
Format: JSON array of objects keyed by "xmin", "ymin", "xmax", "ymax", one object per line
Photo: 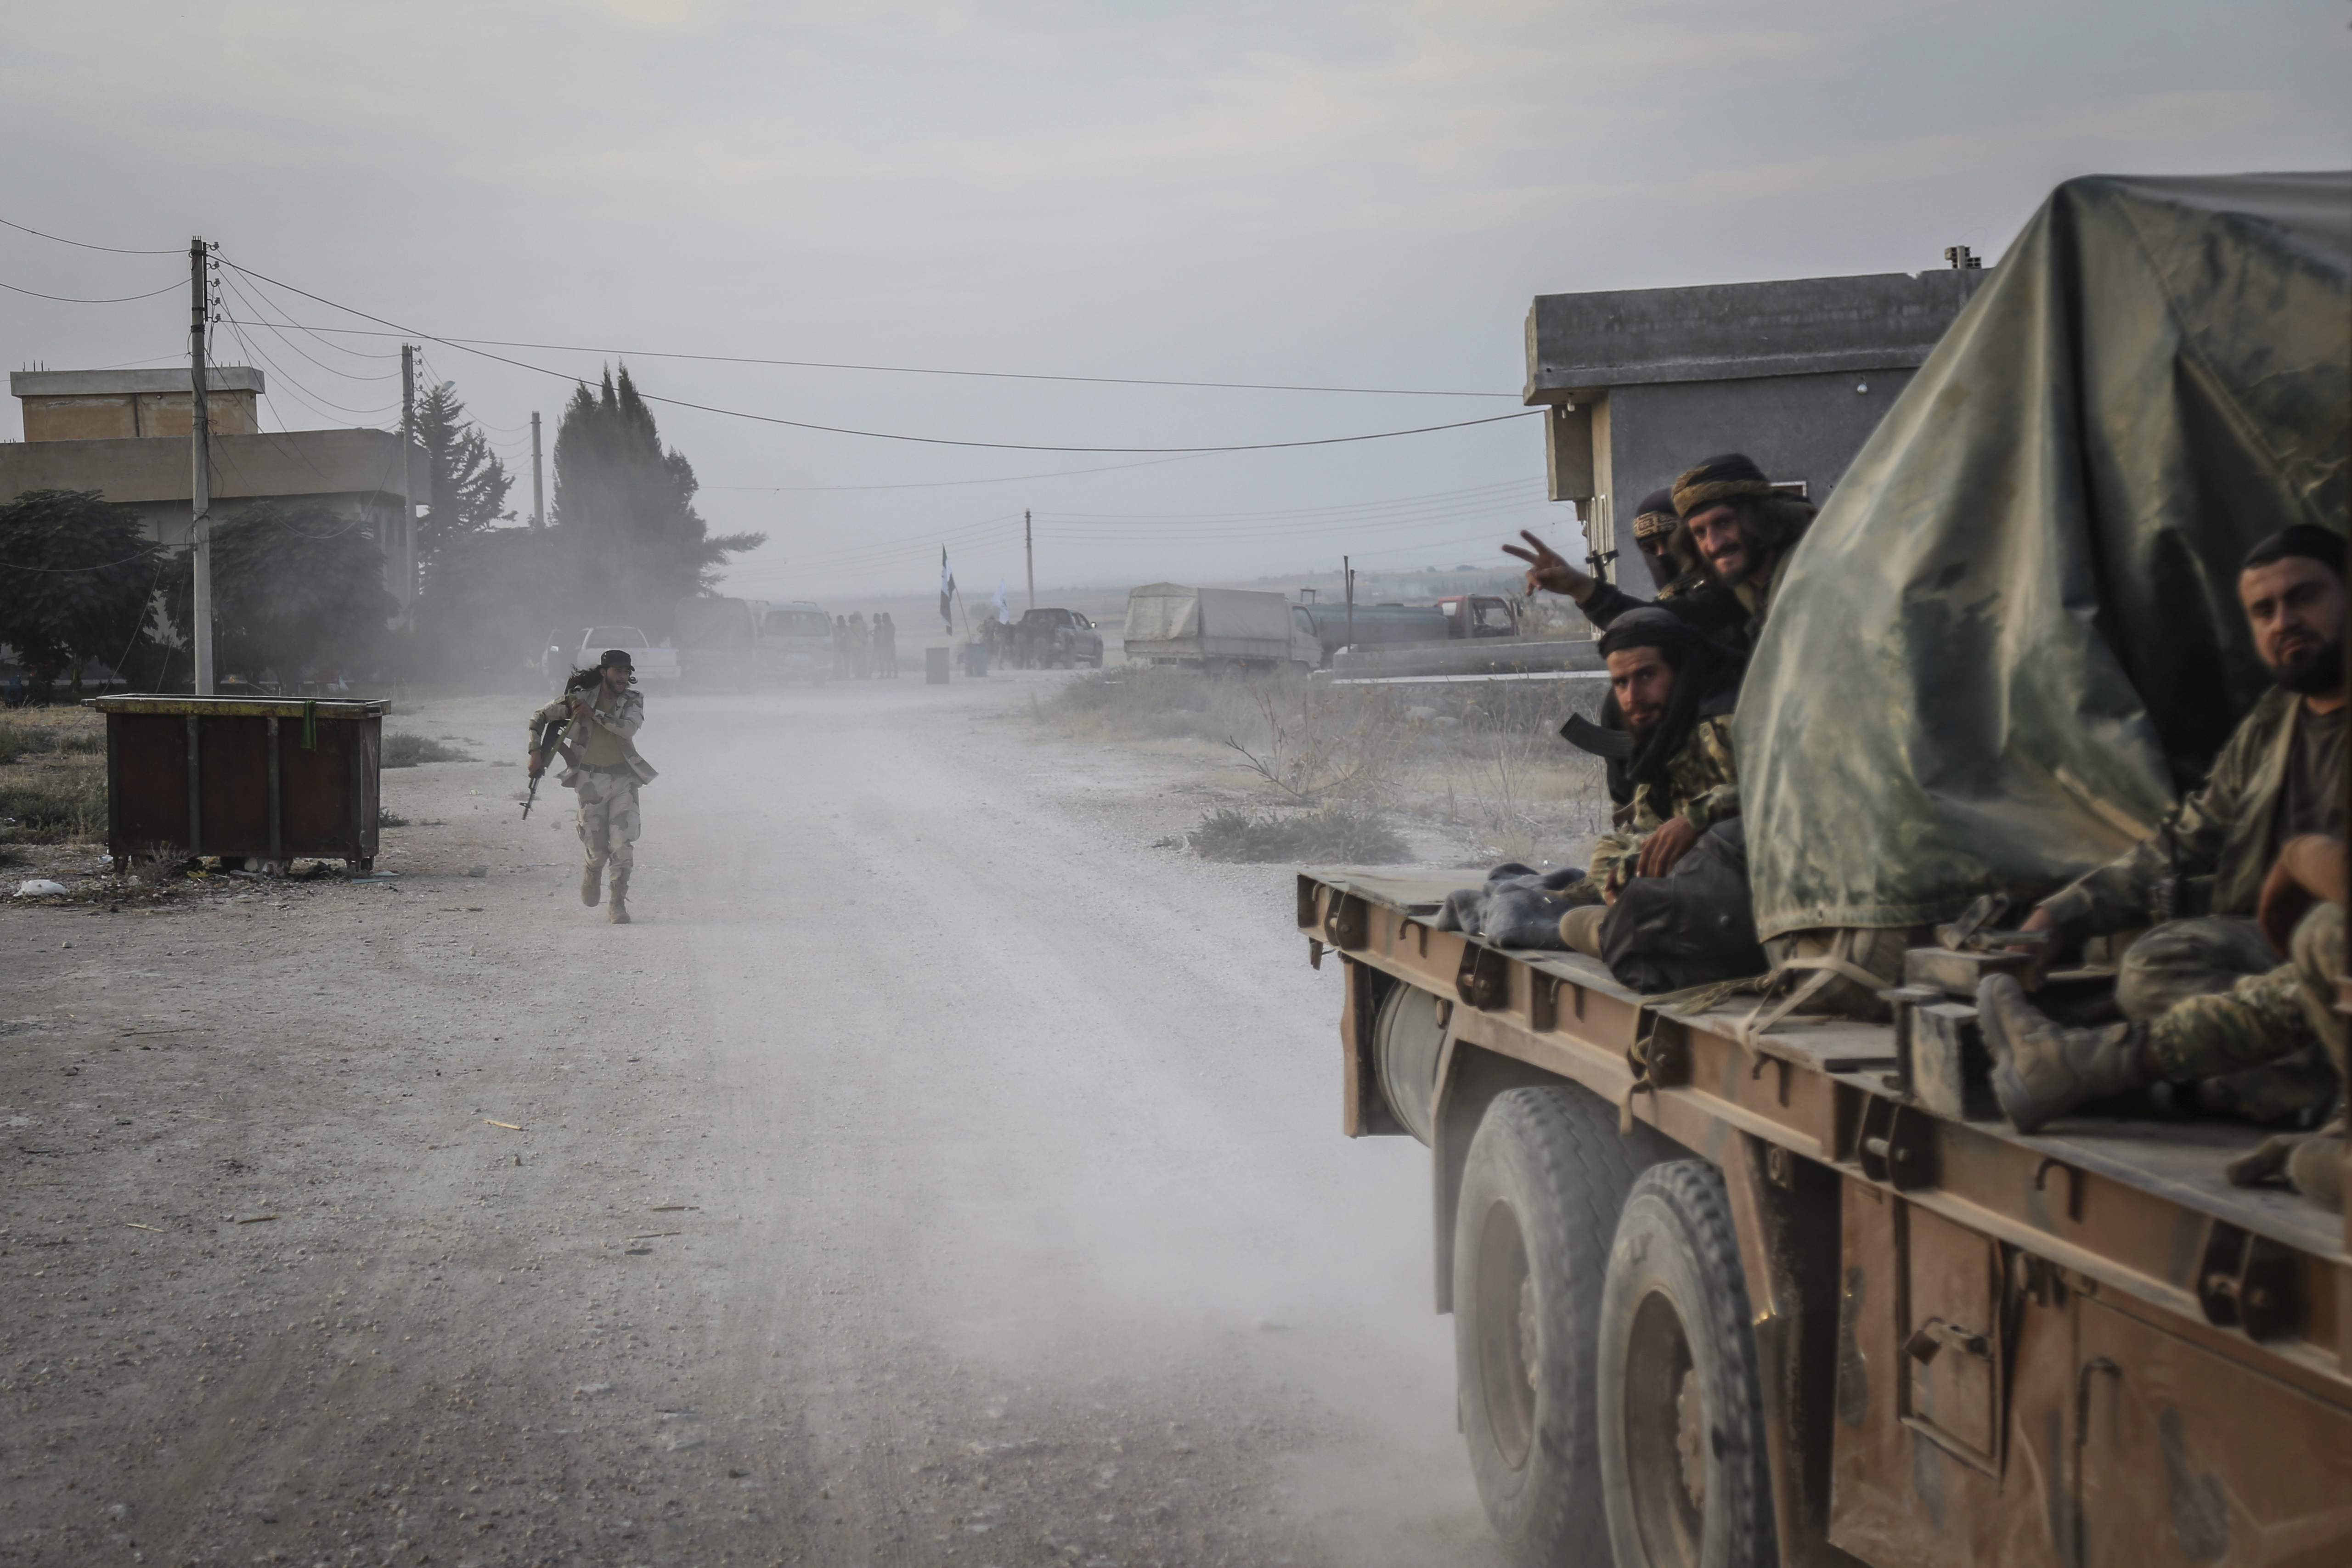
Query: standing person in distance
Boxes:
[{"xmin": 526, "ymin": 649, "xmax": 659, "ymax": 925}]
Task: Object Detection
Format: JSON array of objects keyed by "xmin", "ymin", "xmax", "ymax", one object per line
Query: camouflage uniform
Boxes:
[
  {"xmin": 2042, "ymin": 688, "xmax": 2338, "ymax": 1112},
  {"xmin": 1586, "ymin": 715, "xmax": 1739, "ymax": 891},
  {"xmin": 528, "ymin": 684, "xmax": 653, "ymax": 891}
]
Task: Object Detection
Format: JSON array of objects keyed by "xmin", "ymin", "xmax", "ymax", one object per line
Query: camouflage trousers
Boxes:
[
  {"xmin": 2124, "ymin": 911, "xmax": 2346, "ymax": 1119},
  {"xmin": 574, "ymin": 770, "xmax": 641, "ymax": 878}
]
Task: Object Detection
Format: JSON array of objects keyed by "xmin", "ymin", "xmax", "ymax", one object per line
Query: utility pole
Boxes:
[
  {"xmin": 1344, "ymin": 554, "xmax": 1354, "ymax": 653},
  {"xmin": 530, "ymin": 411, "xmax": 544, "ymax": 530},
  {"xmin": 189, "ymin": 235, "xmax": 214, "ymax": 696},
  {"xmin": 1024, "ymin": 509, "xmax": 1035, "ymax": 612},
  {"xmin": 399, "ymin": 345, "xmax": 417, "ymax": 619}
]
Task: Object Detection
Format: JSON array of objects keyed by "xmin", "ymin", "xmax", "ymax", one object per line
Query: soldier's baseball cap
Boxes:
[{"xmin": 598, "ymin": 649, "xmax": 635, "ymax": 670}]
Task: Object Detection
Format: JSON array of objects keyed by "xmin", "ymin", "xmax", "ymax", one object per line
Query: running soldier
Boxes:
[{"xmin": 527, "ymin": 649, "xmax": 658, "ymax": 925}]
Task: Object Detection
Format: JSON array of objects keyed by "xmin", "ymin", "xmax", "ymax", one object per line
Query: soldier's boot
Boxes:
[
  {"xmin": 1979, "ymin": 975, "xmax": 2147, "ymax": 1134},
  {"xmin": 607, "ymin": 872, "xmax": 631, "ymax": 925},
  {"xmin": 581, "ymin": 862, "xmax": 603, "ymax": 908}
]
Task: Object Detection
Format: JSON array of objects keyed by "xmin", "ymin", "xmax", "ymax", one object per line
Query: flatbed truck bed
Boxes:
[{"xmin": 1299, "ymin": 865, "xmax": 2352, "ymax": 1568}]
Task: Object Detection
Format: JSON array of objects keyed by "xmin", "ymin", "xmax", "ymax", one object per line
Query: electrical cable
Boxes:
[
  {"xmin": 702, "ymin": 452, "xmax": 1220, "ymax": 493},
  {"xmin": 209, "ymin": 317, "xmax": 1516, "ymax": 399},
  {"xmin": 219, "ymin": 271, "xmax": 402, "ymax": 381},
  {"xmin": 214, "ymin": 257, "xmax": 1540, "ymax": 454},
  {"xmin": 220, "ymin": 318, "xmax": 395, "ymax": 430},
  {"xmin": 220, "ymin": 270, "xmax": 403, "ymax": 361},
  {"xmin": 0, "ymin": 543, "xmax": 171, "ymax": 573},
  {"xmin": 0, "ymin": 277, "xmax": 180, "ymax": 305},
  {"xmin": 0, "ymin": 215, "xmax": 180, "ymax": 255}
]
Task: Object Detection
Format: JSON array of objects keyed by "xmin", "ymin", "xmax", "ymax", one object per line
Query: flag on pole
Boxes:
[
  {"xmin": 939, "ymin": 548, "xmax": 956, "ymax": 632},
  {"xmin": 992, "ymin": 581, "xmax": 1010, "ymax": 624}
]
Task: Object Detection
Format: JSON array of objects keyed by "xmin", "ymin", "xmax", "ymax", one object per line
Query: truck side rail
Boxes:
[{"xmin": 1298, "ymin": 868, "xmax": 2352, "ymax": 1394}]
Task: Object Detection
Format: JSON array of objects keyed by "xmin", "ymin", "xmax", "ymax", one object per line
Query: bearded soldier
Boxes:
[
  {"xmin": 1556, "ymin": 609, "xmax": 1764, "ymax": 992},
  {"xmin": 1503, "ymin": 469, "xmax": 1779, "ymax": 643},
  {"xmin": 527, "ymin": 649, "xmax": 658, "ymax": 925},
  {"xmin": 1982, "ymin": 526, "xmax": 2349, "ymax": 1134}
]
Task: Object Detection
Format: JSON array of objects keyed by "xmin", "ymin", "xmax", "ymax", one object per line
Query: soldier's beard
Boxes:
[{"xmin": 2272, "ymin": 635, "xmax": 2345, "ymax": 696}]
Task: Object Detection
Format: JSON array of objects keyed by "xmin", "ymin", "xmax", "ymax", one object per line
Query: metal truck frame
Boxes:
[{"xmin": 1296, "ymin": 869, "xmax": 2351, "ymax": 1567}]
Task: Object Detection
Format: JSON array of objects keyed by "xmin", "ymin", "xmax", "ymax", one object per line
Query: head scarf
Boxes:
[
  {"xmin": 1630, "ymin": 487, "xmax": 1680, "ymax": 544},
  {"xmin": 1671, "ymin": 453, "xmax": 1774, "ymax": 518},
  {"xmin": 2243, "ymin": 524, "xmax": 2346, "ymax": 576},
  {"xmin": 1579, "ymin": 608, "xmax": 1747, "ymax": 795}
]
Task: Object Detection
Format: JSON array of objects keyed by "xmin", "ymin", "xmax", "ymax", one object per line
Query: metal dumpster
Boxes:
[{"xmin": 87, "ymin": 695, "xmax": 384, "ymax": 872}]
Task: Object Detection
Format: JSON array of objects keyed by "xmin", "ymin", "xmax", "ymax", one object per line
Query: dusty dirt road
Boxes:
[{"xmin": 2, "ymin": 674, "xmax": 1501, "ymax": 1567}]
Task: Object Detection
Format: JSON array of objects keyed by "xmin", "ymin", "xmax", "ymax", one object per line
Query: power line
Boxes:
[
  {"xmin": 219, "ymin": 271, "xmax": 402, "ymax": 382},
  {"xmin": 0, "ymin": 214, "xmax": 180, "ymax": 256},
  {"xmin": 700, "ymin": 452, "xmax": 1219, "ymax": 493},
  {"xmin": 213, "ymin": 256, "xmax": 1540, "ymax": 453},
  {"xmin": 210, "ymin": 317, "xmax": 1516, "ymax": 399},
  {"xmin": 0, "ymin": 276, "xmax": 180, "ymax": 305}
]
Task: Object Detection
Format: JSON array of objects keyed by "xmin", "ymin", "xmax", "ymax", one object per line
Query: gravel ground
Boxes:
[{"xmin": 0, "ymin": 672, "xmax": 1507, "ymax": 1567}]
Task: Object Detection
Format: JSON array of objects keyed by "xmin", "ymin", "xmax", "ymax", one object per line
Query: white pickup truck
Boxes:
[{"xmin": 541, "ymin": 626, "xmax": 682, "ymax": 692}]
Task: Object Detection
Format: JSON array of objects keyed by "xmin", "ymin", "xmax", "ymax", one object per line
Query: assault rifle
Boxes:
[{"xmin": 520, "ymin": 670, "xmax": 597, "ymax": 819}]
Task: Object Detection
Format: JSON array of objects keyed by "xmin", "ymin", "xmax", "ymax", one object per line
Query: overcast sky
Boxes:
[{"xmin": 3, "ymin": 1, "xmax": 2345, "ymax": 600}]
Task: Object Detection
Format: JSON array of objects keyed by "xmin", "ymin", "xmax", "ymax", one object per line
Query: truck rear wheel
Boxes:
[
  {"xmin": 1455, "ymin": 1085, "xmax": 1663, "ymax": 1567},
  {"xmin": 1596, "ymin": 1161, "xmax": 1775, "ymax": 1568}
]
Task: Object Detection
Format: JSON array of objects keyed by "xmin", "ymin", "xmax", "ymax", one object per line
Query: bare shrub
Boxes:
[{"xmin": 1224, "ymin": 682, "xmax": 1411, "ymax": 804}]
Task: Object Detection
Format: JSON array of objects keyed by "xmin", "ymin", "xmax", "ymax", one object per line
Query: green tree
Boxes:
[
  {"xmin": 0, "ymin": 489, "xmax": 163, "ymax": 697},
  {"xmin": 551, "ymin": 366, "xmax": 762, "ymax": 633},
  {"xmin": 191, "ymin": 501, "xmax": 395, "ymax": 681},
  {"xmin": 413, "ymin": 380, "xmax": 514, "ymax": 586}
]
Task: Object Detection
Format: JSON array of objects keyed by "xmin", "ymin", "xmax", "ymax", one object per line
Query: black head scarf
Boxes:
[{"xmin": 1571, "ymin": 608, "xmax": 1747, "ymax": 795}]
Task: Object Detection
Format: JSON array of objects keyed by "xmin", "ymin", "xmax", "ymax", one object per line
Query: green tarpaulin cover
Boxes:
[{"xmin": 1741, "ymin": 172, "xmax": 2352, "ymax": 942}]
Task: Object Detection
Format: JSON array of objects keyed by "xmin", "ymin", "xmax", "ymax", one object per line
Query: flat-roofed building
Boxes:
[
  {"xmin": 1, "ymin": 368, "xmax": 418, "ymax": 607},
  {"xmin": 1523, "ymin": 265, "xmax": 1991, "ymax": 575}
]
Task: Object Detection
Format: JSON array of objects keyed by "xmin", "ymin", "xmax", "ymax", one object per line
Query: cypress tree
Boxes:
[{"xmin": 550, "ymin": 366, "xmax": 762, "ymax": 634}]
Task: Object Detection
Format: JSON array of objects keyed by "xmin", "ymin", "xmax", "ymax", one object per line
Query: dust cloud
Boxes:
[{"xmin": 0, "ymin": 670, "xmax": 1533, "ymax": 1565}]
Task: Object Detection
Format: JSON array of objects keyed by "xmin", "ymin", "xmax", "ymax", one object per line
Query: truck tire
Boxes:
[
  {"xmin": 1455, "ymin": 1084, "xmax": 1666, "ymax": 1567},
  {"xmin": 1596, "ymin": 1161, "xmax": 1775, "ymax": 1568}
]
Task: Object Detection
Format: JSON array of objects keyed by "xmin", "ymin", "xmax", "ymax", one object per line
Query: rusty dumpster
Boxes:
[{"xmin": 87, "ymin": 695, "xmax": 384, "ymax": 872}]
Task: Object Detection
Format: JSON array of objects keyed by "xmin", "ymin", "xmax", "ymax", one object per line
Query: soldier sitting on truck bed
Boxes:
[
  {"xmin": 1981, "ymin": 525, "xmax": 2349, "ymax": 1134},
  {"xmin": 1554, "ymin": 609, "xmax": 1765, "ymax": 991}
]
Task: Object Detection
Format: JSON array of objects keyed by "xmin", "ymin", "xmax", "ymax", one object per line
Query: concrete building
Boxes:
[
  {"xmin": 1522, "ymin": 264, "xmax": 1991, "ymax": 573},
  {"xmin": 1, "ymin": 368, "xmax": 418, "ymax": 607}
]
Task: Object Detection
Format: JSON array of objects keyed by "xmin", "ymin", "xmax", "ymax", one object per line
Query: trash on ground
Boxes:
[{"xmin": 14, "ymin": 879, "xmax": 70, "ymax": 897}]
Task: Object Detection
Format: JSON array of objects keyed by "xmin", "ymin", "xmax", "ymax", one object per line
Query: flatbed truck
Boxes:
[{"xmin": 1295, "ymin": 867, "xmax": 2352, "ymax": 1568}]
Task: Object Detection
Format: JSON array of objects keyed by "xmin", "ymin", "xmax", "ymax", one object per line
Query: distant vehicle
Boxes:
[
  {"xmin": 670, "ymin": 597, "xmax": 833, "ymax": 687},
  {"xmin": 1121, "ymin": 583, "xmax": 1319, "ymax": 674},
  {"xmin": 541, "ymin": 626, "xmax": 682, "ymax": 692},
  {"xmin": 1432, "ymin": 593, "xmax": 1519, "ymax": 638},
  {"xmin": 1011, "ymin": 608, "xmax": 1104, "ymax": 669},
  {"xmin": 758, "ymin": 602, "xmax": 835, "ymax": 685},
  {"xmin": 1293, "ymin": 594, "xmax": 1519, "ymax": 666}
]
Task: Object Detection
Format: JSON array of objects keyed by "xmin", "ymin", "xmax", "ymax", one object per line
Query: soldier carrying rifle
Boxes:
[{"xmin": 525, "ymin": 649, "xmax": 658, "ymax": 925}]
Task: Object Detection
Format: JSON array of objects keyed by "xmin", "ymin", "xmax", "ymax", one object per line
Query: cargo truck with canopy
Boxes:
[{"xmin": 1294, "ymin": 173, "xmax": 2352, "ymax": 1568}]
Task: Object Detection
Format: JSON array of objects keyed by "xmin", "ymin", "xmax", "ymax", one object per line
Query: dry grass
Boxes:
[
  {"xmin": 0, "ymin": 709, "xmax": 107, "ymax": 844},
  {"xmin": 0, "ymin": 768, "xmax": 106, "ymax": 844},
  {"xmin": 1187, "ymin": 806, "xmax": 1409, "ymax": 864},
  {"xmin": 1035, "ymin": 664, "xmax": 1619, "ymax": 866},
  {"xmin": 382, "ymin": 733, "xmax": 474, "ymax": 767}
]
